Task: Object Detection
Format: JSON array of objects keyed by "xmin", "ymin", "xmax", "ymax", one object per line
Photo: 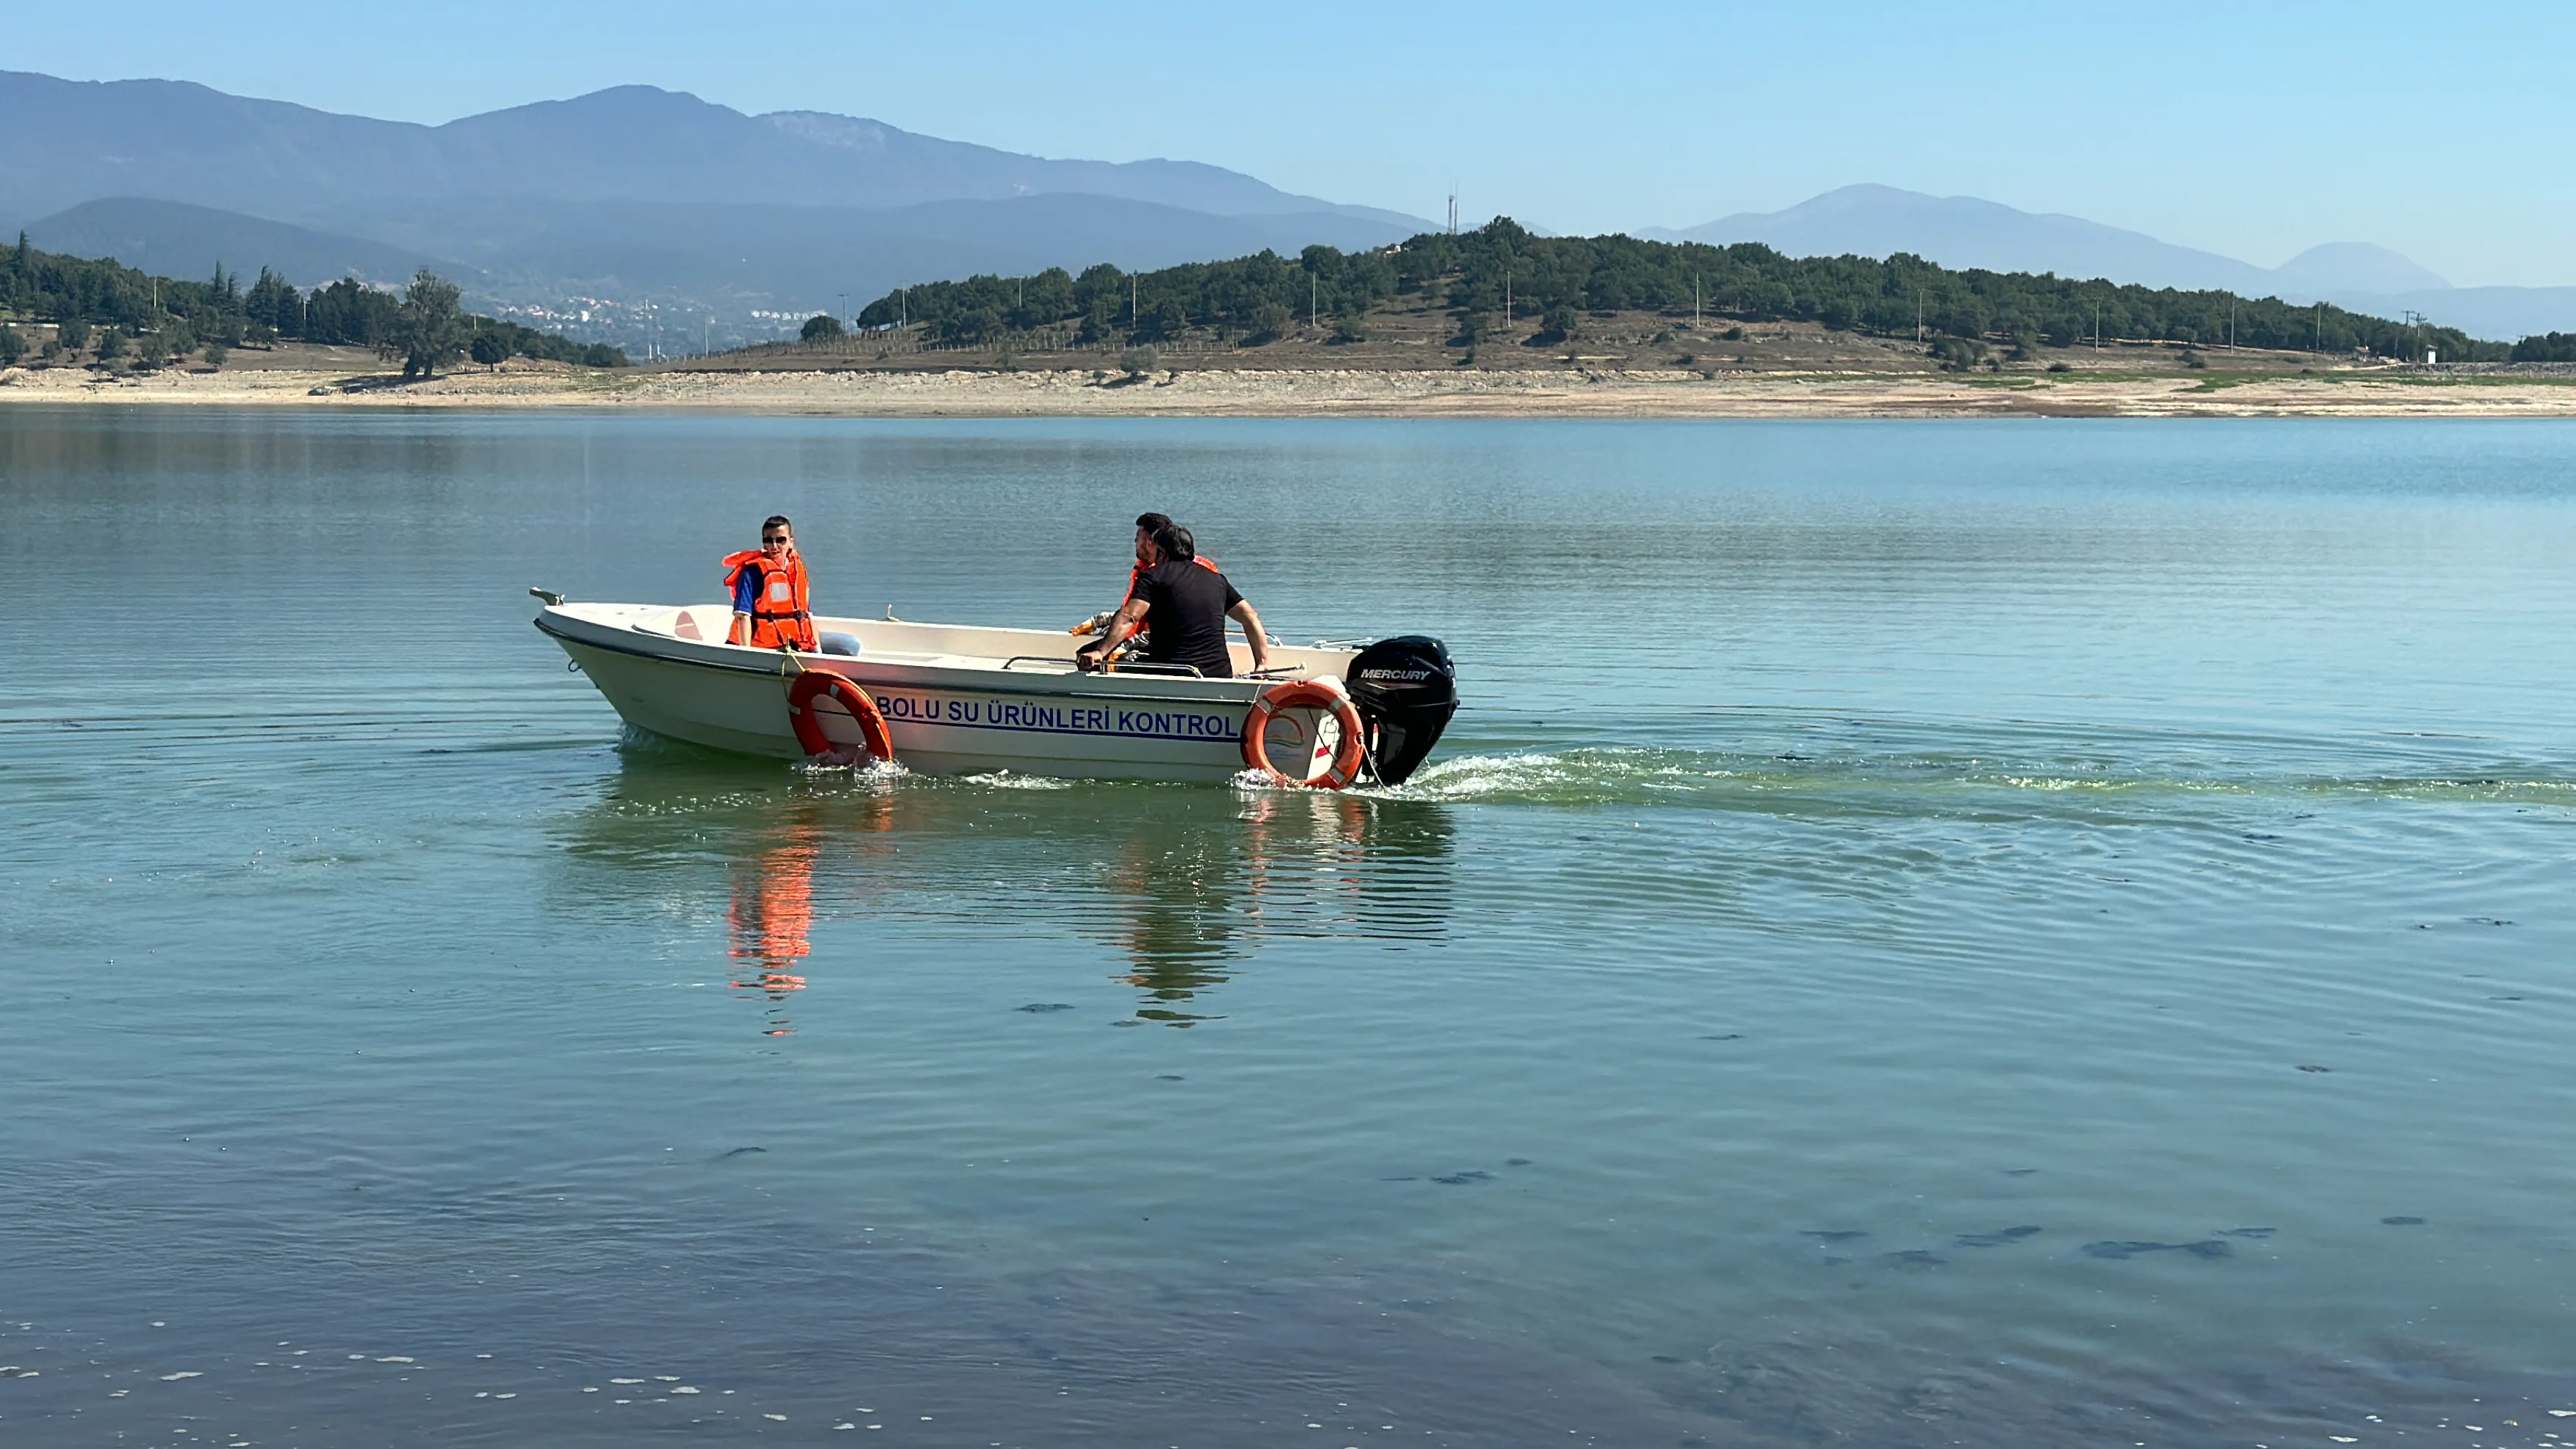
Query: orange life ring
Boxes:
[
  {"xmin": 786, "ymin": 670, "xmax": 895, "ymax": 765},
  {"xmin": 1240, "ymin": 678, "xmax": 1368, "ymax": 789}
]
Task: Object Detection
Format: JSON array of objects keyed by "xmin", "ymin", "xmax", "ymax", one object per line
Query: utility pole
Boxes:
[
  {"xmin": 2228, "ymin": 300, "xmax": 2236, "ymax": 352},
  {"xmin": 1503, "ymin": 266, "xmax": 1510, "ymax": 328},
  {"xmin": 1694, "ymin": 272, "xmax": 1701, "ymax": 329},
  {"xmin": 2093, "ymin": 301, "xmax": 2101, "ymax": 352},
  {"xmin": 2315, "ymin": 302, "xmax": 2324, "ymax": 353},
  {"xmin": 1448, "ymin": 192, "xmax": 1457, "ymax": 236},
  {"xmin": 1131, "ymin": 277, "xmax": 1138, "ymax": 330},
  {"xmin": 1916, "ymin": 291, "xmax": 1924, "ymax": 343},
  {"xmin": 1312, "ymin": 272, "xmax": 1319, "ymax": 329}
]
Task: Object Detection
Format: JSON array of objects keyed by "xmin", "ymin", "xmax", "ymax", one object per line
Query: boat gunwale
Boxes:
[{"xmin": 536, "ymin": 610, "xmax": 1299, "ymax": 706}]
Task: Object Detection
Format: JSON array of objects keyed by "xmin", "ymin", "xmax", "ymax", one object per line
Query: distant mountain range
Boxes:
[
  {"xmin": 0, "ymin": 70, "xmax": 1430, "ymax": 351},
  {"xmin": 1648, "ymin": 185, "xmax": 2576, "ymax": 341},
  {"xmin": 8, "ymin": 70, "xmax": 2572, "ymax": 348}
]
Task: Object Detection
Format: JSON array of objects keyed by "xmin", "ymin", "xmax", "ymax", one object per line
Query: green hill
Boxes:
[{"xmin": 850, "ymin": 217, "xmax": 2504, "ymax": 364}]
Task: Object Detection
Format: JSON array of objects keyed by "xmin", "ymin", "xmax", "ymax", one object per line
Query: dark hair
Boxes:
[
  {"xmin": 1154, "ymin": 523, "xmax": 1196, "ymax": 561},
  {"xmin": 1134, "ymin": 512, "xmax": 1172, "ymax": 533},
  {"xmin": 763, "ymin": 514, "xmax": 793, "ymax": 534}
]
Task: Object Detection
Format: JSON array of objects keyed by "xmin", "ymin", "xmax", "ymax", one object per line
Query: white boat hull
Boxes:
[{"xmin": 536, "ymin": 601, "xmax": 1364, "ymax": 783}]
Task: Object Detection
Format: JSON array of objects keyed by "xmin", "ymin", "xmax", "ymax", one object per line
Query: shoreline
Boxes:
[{"xmin": 9, "ymin": 362, "xmax": 2576, "ymax": 418}]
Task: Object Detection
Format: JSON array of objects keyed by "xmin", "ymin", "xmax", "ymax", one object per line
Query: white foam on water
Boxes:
[{"xmin": 961, "ymin": 771, "xmax": 1071, "ymax": 790}]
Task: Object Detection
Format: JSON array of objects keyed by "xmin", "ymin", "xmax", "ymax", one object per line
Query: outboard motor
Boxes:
[{"xmin": 1344, "ymin": 636, "xmax": 1457, "ymax": 786}]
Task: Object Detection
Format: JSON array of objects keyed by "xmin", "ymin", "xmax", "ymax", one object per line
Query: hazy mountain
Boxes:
[
  {"xmin": 0, "ymin": 70, "xmax": 1430, "ymax": 351},
  {"xmin": 291, "ymin": 192, "xmax": 1417, "ymax": 302},
  {"xmin": 1647, "ymin": 184, "xmax": 2576, "ymax": 340},
  {"xmin": 2307, "ymin": 285, "xmax": 2576, "ymax": 342},
  {"xmin": 0, "ymin": 71, "xmax": 1424, "ymax": 227},
  {"xmin": 17, "ymin": 192, "xmax": 1416, "ymax": 351},
  {"xmin": 2269, "ymin": 242, "xmax": 2449, "ymax": 296},
  {"xmin": 23, "ymin": 197, "xmax": 453, "ymax": 288},
  {"xmin": 1650, "ymin": 184, "xmax": 2281, "ymax": 292}
]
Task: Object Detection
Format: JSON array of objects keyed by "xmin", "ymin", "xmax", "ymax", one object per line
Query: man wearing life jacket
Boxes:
[
  {"xmin": 1074, "ymin": 511, "xmax": 1220, "ymax": 669},
  {"xmin": 722, "ymin": 514, "xmax": 819, "ymax": 651},
  {"xmin": 1079, "ymin": 521, "xmax": 1270, "ymax": 678}
]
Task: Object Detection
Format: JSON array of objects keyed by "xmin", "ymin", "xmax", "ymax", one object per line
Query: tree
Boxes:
[
  {"xmin": 1247, "ymin": 301, "xmax": 1292, "ymax": 344},
  {"xmin": 202, "ymin": 340, "xmax": 228, "ymax": 367},
  {"xmin": 388, "ymin": 269, "xmax": 468, "ymax": 378},
  {"xmin": 1533, "ymin": 302, "xmax": 1577, "ymax": 345},
  {"xmin": 471, "ymin": 332, "xmax": 507, "ymax": 370},
  {"xmin": 244, "ymin": 268, "xmax": 301, "ymax": 336},
  {"xmin": 306, "ymin": 279, "xmax": 395, "ymax": 346},
  {"xmin": 801, "ymin": 314, "xmax": 843, "ymax": 342},
  {"xmin": 0, "ymin": 326, "xmax": 23, "ymax": 367},
  {"xmin": 1139, "ymin": 296, "xmax": 1188, "ymax": 342},
  {"xmin": 58, "ymin": 317, "xmax": 90, "ymax": 352},
  {"xmin": 2511, "ymin": 332, "xmax": 2576, "ymax": 362},
  {"xmin": 94, "ymin": 329, "xmax": 122, "ymax": 362},
  {"xmin": 1119, "ymin": 344, "xmax": 1159, "ymax": 377}
]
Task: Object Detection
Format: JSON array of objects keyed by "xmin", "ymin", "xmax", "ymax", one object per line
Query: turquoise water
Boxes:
[{"xmin": 4, "ymin": 411, "xmax": 2574, "ymax": 1446}]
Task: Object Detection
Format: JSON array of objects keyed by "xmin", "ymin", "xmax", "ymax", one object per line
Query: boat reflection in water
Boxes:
[
  {"xmin": 725, "ymin": 823, "xmax": 815, "ymax": 1035},
  {"xmin": 1105, "ymin": 787, "xmax": 1455, "ymax": 1025},
  {"xmin": 555, "ymin": 751, "xmax": 1453, "ymax": 1035}
]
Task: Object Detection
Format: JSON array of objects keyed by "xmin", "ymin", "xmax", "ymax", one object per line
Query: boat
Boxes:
[{"xmin": 530, "ymin": 593, "xmax": 1458, "ymax": 787}]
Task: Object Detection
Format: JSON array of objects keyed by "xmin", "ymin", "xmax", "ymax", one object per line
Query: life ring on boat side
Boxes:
[
  {"xmin": 1240, "ymin": 678, "xmax": 1368, "ymax": 790},
  {"xmin": 785, "ymin": 669, "xmax": 896, "ymax": 765}
]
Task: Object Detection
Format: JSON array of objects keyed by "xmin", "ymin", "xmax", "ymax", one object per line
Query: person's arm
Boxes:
[
  {"xmin": 1227, "ymin": 599, "xmax": 1271, "ymax": 673},
  {"xmin": 1079, "ymin": 596, "xmax": 1153, "ymax": 670},
  {"xmin": 729, "ymin": 564, "xmax": 757, "ymax": 645}
]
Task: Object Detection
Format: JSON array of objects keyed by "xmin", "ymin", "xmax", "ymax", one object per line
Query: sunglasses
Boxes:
[{"xmin": 762, "ymin": 535, "xmax": 790, "ymax": 544}]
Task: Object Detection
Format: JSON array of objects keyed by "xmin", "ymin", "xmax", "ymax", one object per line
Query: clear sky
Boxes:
[{"xmin": 11, "ymin": 0, "xmax": 2571, "ymax": 285}]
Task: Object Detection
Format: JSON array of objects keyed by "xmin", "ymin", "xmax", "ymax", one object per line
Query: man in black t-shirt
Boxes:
[{"xmin": 1077, "ymin": 523, "xmax": 1270, "ymax": 678}]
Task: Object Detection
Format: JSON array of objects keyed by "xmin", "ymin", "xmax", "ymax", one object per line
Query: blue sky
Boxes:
[{"xmin": 12, "ymin": 1, "xmax": 2572, "ymax": 285}]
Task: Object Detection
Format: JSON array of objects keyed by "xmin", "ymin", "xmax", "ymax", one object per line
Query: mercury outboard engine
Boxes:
[{"xmin": 1344, "ymin": 636, "xmax": 1457, "ymax": 786}]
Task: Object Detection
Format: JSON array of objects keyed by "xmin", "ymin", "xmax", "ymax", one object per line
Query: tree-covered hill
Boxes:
[
  {"xmin": 854, "ymin": 217, "xmax": 2506, "ymax": 362},
  {"xmin": 0, "ymin": 233, "xmax": 626, "ymax": 370}
]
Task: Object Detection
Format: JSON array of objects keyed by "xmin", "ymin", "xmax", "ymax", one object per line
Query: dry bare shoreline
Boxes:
[{"xmin": 9, "ymin": 359, "xmax": 2576, "ymax": 419}]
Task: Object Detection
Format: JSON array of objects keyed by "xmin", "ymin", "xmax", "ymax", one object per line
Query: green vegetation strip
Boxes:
[
  {"xmin": 1, "ymin": 234, "xmax": 623, "ymax": 376},
  {"xmin": 837, "ymin": 218, "xmax": 2524, "ymax": 365}
]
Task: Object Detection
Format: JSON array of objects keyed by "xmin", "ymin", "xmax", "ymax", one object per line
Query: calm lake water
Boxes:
[{"xmin": 4, "ymin": 409, "xmax": 2574, "ymax": 1448}]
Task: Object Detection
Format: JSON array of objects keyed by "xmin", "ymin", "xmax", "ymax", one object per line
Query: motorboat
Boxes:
[{"xmin": 531, "ymin": 594, "xmax": 1458, "ymax": 787}]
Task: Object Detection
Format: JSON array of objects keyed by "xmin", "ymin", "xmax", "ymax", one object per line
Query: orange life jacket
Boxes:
[
  {"xmin": 729, "ymin": 836, "xmax": 817, "ymax": 966},
  {"xmin": 722, "ymin": 548, "xmax": 819, "ymax": 651},
  {"xmin": 1126, "ymin": 553, "xmax": 1218, "ymax": 599}
]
